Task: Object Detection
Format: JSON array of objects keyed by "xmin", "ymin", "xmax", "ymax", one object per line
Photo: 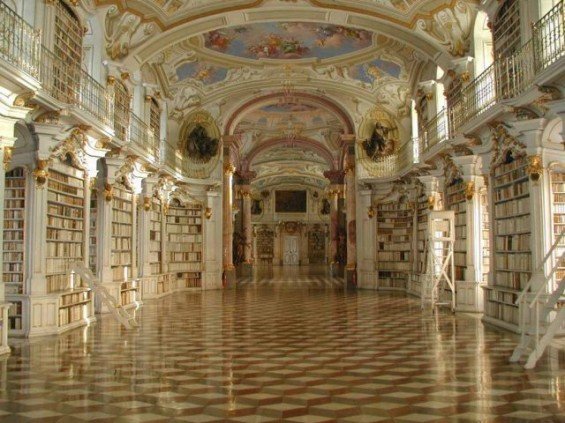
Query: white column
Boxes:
[
  {"xmin": 203, "ymin": 188, "xmax": 222, "ymax": 290},
  {"xmin": 357, "ymin": 188, "xmax": 376, "ymax": 289},
  {"xmin": 223, "ymin": 162, "xmax": 235, "ymax": 273}
]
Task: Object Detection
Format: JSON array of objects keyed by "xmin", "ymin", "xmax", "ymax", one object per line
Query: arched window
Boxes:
[
  {"xmin": 114, "ymin": 81, "xmax": 131, "ymax": 141},
  {"xmin": 53, "ymin": 0, "xmax": 83, "ymax": 103},
  {"xmin": 493, "ymin": 0, "xmax": 521, "ymax": 59}
]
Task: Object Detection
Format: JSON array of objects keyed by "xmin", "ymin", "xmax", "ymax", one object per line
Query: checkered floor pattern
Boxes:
[{"xmin": 1, "ymin": 270, "xmax": 565, "ymax": 422}]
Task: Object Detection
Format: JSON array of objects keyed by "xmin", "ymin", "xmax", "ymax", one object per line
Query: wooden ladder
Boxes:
[{"xmin": 69, "ymin": 262, "xmax": 138, "ymax": 329}]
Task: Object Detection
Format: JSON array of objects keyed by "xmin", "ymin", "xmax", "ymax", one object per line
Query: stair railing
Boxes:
[{"xmin": 515, "ymin": 231, "xmax": 565, "ymax": 351}]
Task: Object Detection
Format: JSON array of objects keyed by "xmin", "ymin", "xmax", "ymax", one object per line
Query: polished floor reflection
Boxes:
[{"xmin": 2, "ymin": 268, "xmax": 565, "ymax": 422}]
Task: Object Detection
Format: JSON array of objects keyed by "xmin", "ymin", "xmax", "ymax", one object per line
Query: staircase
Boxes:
[
  {"xmin": 69, "ymin": 262, "xmax": 139, "ymax": 329},
  {"xmin": 510, "ymin": 232, "xmax": 565, "ymax": 369}
]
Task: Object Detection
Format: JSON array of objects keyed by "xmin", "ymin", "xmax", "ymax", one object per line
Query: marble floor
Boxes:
[{"xmin": 1, "ymin": 267, "xmax": 565, "ymax": 422}]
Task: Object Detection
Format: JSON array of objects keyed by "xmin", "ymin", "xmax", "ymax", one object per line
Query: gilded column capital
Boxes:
[
  {"xmin": 224, "ymin": 162, "xmax": 236, "ymax": 175},
  {"xmin": 465, "ymin": 181, "xmax": 475, "ymax": 200}
]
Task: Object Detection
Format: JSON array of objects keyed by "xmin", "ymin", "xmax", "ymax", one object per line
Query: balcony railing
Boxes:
[
  {"xmin": 419, "ymin": 108, "xmax": 449, "ymax": 154},
  {"xmin": 419, "ymin": 1, "xmax": 564, "ymax": 158},
  {"xmin": 0, "ymin": 1, "xmax": 113, "ymax": 128},
  {"xmin": 129, "ymin": 113, "xmax": 160, "ymax": 162},
  {"xmin": 0, "ymin": 1, "xmax": 40, "ymax": 79},
  {"xmin": 533, "ymin": 1, "xmax": 565, "ymax": 71},
  {"xmin": 359, "ymin": 140, "xmax": 415, "ymax": 178}
]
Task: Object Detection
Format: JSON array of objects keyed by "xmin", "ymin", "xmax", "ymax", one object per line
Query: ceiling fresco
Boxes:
[
  {"xmin": 174, "ymin": 61, "xmax": 229, "ymax": 85},
  {"xmin": 203, "ymin": 23, "xmax": 374, "ymax": 61}
]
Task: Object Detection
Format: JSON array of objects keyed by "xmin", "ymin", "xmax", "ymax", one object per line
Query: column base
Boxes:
[
  {"xmin": 345, "ymin": 265, "xmax": 357, "ymax": 289},
  {"xmin": 223, "ymin": 266, "xmax": 236, "ymax": 289}
]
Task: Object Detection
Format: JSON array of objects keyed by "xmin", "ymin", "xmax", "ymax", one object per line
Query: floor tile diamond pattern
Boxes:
[{"xmin": 0, "ymin": 268, "xmax": 564, "ymax": 422}]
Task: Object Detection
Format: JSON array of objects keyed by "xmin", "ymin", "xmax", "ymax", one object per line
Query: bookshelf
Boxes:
[
  {"xmin": 308, "ymin": 227, "xmax": 326, "ymax": 264},
  {"xmin": 481, "ymin": 190, "xmax": 491, "ymax": 284},
  {"xmin": 166, "ymin": 200, "xmax": 203, "ymax": 289},
  {"xmin": 4, "ymin": 168, "xmax": 25, "ymax": 331},
  {"xmin": 89, "ymin": 187, "xmax": 97, "ymax": 273},
  {"xmin": 256, "ymin": 228, "xmax": 274, "ymax": 262},
  {"xmin": 376, "ymin": 200, "xmax": 412, "ymax": 290},
  {"xmin": 111, "ymin": 185, "xmax": 133, "ymax": 283},
  {"xmin": 59, "ymin": 289, "xmax": 92, "ymax": 327},
  {"xmin": 46, "ymin": 161, "xmax": 85, "ymax": 294},
  {"xmin": 550, "ymin": 171, "xmax": 565, "ymax": 286},
  {"xmin": 485, "ymin": 153, "xmax": 531, "ymax": 329},
  {"xmin": 149, "ymin": 199, "xmax": 163, "ymax": 276},
  {"xmin": 446, "ymin": 180, "xmax": 467, "ymax": 281}
]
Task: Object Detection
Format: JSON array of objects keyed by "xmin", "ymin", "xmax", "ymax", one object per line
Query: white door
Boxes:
[{"xmin": 283, "ymin": 236, "xmax": 299, "ymax": 265}]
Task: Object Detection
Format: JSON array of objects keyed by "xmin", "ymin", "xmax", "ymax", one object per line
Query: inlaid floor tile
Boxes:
[{"xmin": 0, "ymin": 267, "xmax": 563, "ymax": 422}]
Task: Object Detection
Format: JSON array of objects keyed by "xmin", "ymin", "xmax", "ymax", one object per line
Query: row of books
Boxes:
[
  {"xmin": 59, "ymin": 303, "xmax": 90, "ymax": 326},
  {"xmin": 48, "ymin": 190, "xmax": 83, "ymax": 207},
  {"xmin": 485, "ymin": 301, "xmax": 519, "ymax": 325},
  {"xmin": 169, "ymin": 262, "xmax": 202, "ymax": 272},
  {"xmin": 378, "ymin": 251, "xmax": 410, "ymax": 262},
  {"xmin": 5, "ymin": 199, "xmax": 25, "ymax": 209},
  {"xmin": 169, "ymin": 252, "xmax": 201, "ymax": 262},
  {"xmin": 167, "ymin": 243, "xmax": 202, "ymax": 253},
  {"xmin": 168, "ymin": 234, "xmax": 202, "ymax": 243},
  {"xmin": 48, "ymin": 180, "xmax": 83, "ymax": 197},
  {"xmin": 111, "ymin": 253, "xmax": 131, "ymax": 266},
  {"xmin": 47, "ymin": 242, "xmax": 83, "ymax": 257},
  {"xmin": 167, "ymin": 225, "xmax": 201, "ymax": 234},
  {"xmin": 47, "ymin": 215, "xmax": 83, "ymax": 230},
  {"xmin": 60, "ymin": 291, "xmax": 90, "ymax": 306},
  {"xmin": 112, "ymin": 238, "xmax": 131, "ymax": 251},
  {"xmin": 111, "ymin": 223, "xmax": 132, "ymax": 237},
  {"xmin": 47, "ymin": 228, "xmax": 82, "ymax": 241},
  {"xmin": 48, "ymin": 203, "xmax": 84, "ymax": 218},
  {"xmin": 166, "ymin": 216, "xmax": 202, "ymax": 225},
  {"xmin": 495, "ymin": 234, "xmax": 531, "ymax": 251},
  {"xmin": 495, "ymin": 215, "xmax": 530, "ymax": 235},
  {"xmin": 494, "ymin": 198, "xmax": 530, "ymax": 216}
]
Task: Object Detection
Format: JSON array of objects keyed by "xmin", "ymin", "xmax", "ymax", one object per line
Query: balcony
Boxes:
[{"xmin": 417, "ymin": 0, "xmax": 564, "ymax": 158}]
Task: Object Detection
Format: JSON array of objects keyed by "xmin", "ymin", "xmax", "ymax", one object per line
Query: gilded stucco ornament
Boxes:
[
  {"xmin": 415, "ymin": 1, "xmax": 475, "ymax": 56},
  {"xmin": 33, "ymin": 159, "xmax": 49, "ymax": 186},
  {"xmin": 526, "ymin": 155, "xmax": 543, "ymax": 182},
  {"xmin": 465, "ymin": 181, "xmax": 475, "ymax": 200},
  {"xmin": 104, "ymin": 6, "xmax": 155, "ymax": 60}
]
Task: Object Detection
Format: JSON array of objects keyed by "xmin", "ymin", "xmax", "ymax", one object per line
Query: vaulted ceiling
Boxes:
[{"xmin": 97, "ymin": 0, "xmax": 479, "ymax": 189}]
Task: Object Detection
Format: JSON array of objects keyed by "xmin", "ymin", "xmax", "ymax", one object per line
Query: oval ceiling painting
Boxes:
[{"xmin": 204, "ymin": 22, "xmax": 374, "ymax": 61}]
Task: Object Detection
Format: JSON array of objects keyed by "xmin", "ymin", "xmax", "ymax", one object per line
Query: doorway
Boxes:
[{"xmin": 283, "ymin": 236, "xmax": 299, "ymax": 265}]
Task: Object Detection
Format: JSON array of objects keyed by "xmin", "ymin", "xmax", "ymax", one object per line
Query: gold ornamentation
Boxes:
[
  {"xmin": 3, "ymin": 147, "xmax": 13, "ymax": 169},
  {"xmin": 465, "ymin": 181, "xmax": 475, "ymax": 200},
  {"xmin": 145, "ymin": 95, "xmax": 153, "ymax": 102},
  {"xmin": 224, "ymin": 162, "xmax": 236, "ymax": 175},
  {"xmin": 427, "ymin": 195, "xmax": 435, "ymax": 210},
  {"xmin": 460, "ymin": 71, "xmax": 471, "ymax": 83},
  {"xmin": 240, "ymin": 190, "xmax": 251, "ymax": 198},
  {"xmin": 106, "ymin": 75, "xmax": 116, "ymax": 85},
  {"xmin": 205, "ymin": 207, "xmax": 212, "ymax": 220},
  {"xmin": 367, "ymin": 206, "xmax": 376, "ymax": 219},
  {"xmin": 120, "ymin": 72, "xmax": 130, "ymax": 81},
  {"xmin": 526, "ymin": 155, "xmax": 543, "ymax": 181},
  {"xmin": 33, "ymin": 159, "xmax": 49, "ymax": 186},
  {"xmin": 143, "ymin": 196, "xmax": 151, "ymax": 211},
  {"xmin": 104, "ymin": 183, "xmax": 113, "ymax": 202}
]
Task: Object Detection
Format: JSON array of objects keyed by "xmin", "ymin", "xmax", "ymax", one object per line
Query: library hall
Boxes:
[{"xmin": 0, "ymin": 0, "xmax": 564, "ymax": 421}]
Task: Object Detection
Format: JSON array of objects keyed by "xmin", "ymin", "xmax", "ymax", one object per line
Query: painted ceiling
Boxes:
[
  {"xmin": 203, "ymin": 23, "xmax": 373, "ymax": 61},
  {"xmin": 98, "ymin": 0, "xmax": 479, "ymax": 187}
]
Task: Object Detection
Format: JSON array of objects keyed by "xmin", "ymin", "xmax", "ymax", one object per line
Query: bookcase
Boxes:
[
  {"xmin": 149, "ymin": 199, "xmax": 163, "ymax": 276},
  {"xmin": 376, "ymin": 200, "xmax": 412, "ymax": 290},
  {"xmin": 166, "ymin": 200, "xmax": 203, "ymax": 290},
  {"xmin": 481, "ymin": 190, "xmax": 491, "ymax": 284},
  {"xmin": 484, "ymin": 153, "xmax": 531, "ymax": 329},
  {"xmin": 4, "ymin": 168, "xmax": 25, "ymax": 331},
  {"xmin": 89, "ymin": 187, "xmax": 97, "ymax": 273},
  {"xmin": 46, "ymin": 161, "xmax": 85, "ymax": 293},
  {"xmin": 111, "ymin": 184, "xmax": 138, "ymax": 307},
  {"xmin": 308, "ymin": 227, "xmax": 326, "ymax": 264},
  {"xmin": 550, "ymin": 171, "xmax": 565, "ymax": 286},
  {"xmin": 111, "ymin": 185, "xmax": 133, "ymax": 283},
  {"xmin": 445, "ymin": 180, "xmax": 467, "ymax": 281},
  {"xmin": 256, "ymin": 229, "xmax": 274, "ymax": 263}
]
